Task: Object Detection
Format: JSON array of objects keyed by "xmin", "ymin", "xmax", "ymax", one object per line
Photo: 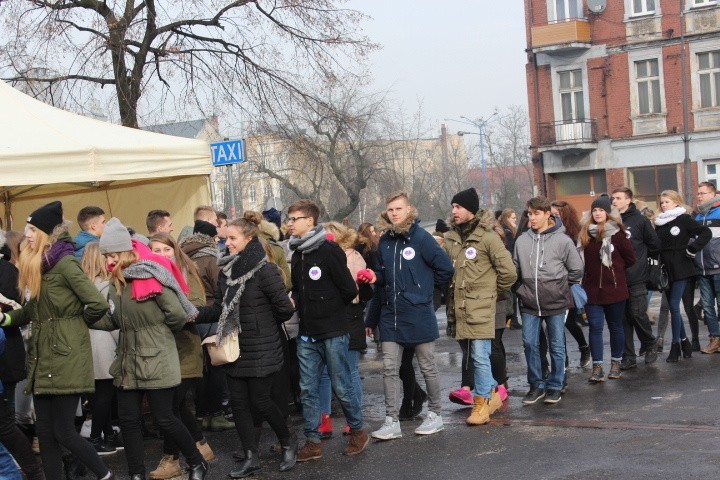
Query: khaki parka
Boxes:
[
  {"xmin": 444, "ymin": 212, "xmax": 517, "ymax": 340},
  {"xmin": 9, "ymin": 250, "xmax": 109, "ymax": 396}
]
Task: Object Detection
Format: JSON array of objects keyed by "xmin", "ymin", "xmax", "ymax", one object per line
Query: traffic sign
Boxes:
[{"xmin": 211, "ymin": 139, "xmax": 246, "ymax": 166}]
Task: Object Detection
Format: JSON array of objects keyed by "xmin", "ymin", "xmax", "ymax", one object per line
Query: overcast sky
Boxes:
[{"xmin": 346, "ymin": 0, "xmax": 529, "ymax": 131}]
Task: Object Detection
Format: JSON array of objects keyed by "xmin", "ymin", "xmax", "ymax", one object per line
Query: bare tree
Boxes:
[{"xmin": 0, "ymin": 1, "xmax": 375, "ymax": 127}]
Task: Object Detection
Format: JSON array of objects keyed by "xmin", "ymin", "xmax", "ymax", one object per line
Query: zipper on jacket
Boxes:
[
  {"xmin": 534, "ymin": 236, "xmax": 542, "ymax": 316},
  {"xmin": 393, "ymin": 242, "xmax": 398, "ymax": 331}
]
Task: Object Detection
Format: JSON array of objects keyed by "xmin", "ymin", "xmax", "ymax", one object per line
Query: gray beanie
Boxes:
[{"xmin": 100, "ymin": 217, "xmax": 133, "ymax": 254}]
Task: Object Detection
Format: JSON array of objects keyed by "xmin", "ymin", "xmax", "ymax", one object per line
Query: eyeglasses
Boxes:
[{"xmin": 287, "ymin": 216, "xmax": 309, "ymax": 224}]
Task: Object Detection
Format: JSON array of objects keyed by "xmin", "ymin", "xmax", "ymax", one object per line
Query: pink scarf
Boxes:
[{"xmin": 130, "ymin": 240, "xmax": 189, "ymax": 301}]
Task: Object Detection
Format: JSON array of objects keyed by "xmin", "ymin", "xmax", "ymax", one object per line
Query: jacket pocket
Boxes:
[
  {"xmin": 136, "ymin": 346, "xmax": 162, "ymax": 381},
  {"xmin": 461, "ymin": 290, "xmax": 496, "ymax": 324},
  {"xmin": 51, "ymin": 340, "xmax": 72, "ymax": 356}
]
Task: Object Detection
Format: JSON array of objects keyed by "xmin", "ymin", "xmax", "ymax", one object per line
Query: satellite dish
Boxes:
[{"xmin": 588, "ymin": 0, "xmax": 606, "ymax": 13}]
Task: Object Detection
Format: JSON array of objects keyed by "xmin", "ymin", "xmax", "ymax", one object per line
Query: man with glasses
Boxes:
[
  {"xmin": 695, "ymin": 182, "xmax": 720, "ymax": 353},
  {"xmin": 287, "ymin": 200, "xmax": 369, "ymax": 462}
]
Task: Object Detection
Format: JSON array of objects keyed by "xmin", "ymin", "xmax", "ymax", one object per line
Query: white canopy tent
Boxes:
[{"xmin": 0, "ymin": 80, "xmax": 212, "ymax": 233}]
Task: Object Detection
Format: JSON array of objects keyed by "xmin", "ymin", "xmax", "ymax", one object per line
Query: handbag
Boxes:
[
  {"xmin": 570, "ymin": 283, "xmax": 588, "ymax": 312},
  {"xmin": 201, "ymin": 332, "xmax": 240, "ymax": 366},
  {"xmin": 647, "ymin": 257, "xmax": 669, "ymax": 292}
]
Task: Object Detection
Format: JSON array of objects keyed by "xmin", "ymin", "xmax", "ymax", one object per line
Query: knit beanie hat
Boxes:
[
  {"xmin": 193, "ymin": 220, "xmax": 218, "ymax": 238},
  {"xmin": 451, "ymin": 188, "xmax": 480, "ymax": 214},
  {"xmin": 435, "ymin": 219, "xmax": 450, "ymax": 233},
  {"xmin": 590, "ymin": 195, "xmax": 612, "ymax": 214},
  {"xmin": 27, "ymin": 201, "xmax": 63, "ymax": 235},
  {"xmin": 100, "ymin": 217, "xmax": 133, "ymax": 254},
  {"xmin": 262, "ymin": 208, "xmax": 282, "ymax": 230}
]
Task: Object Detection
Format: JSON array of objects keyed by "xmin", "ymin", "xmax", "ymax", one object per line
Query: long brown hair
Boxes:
[
  {"xmin": 357, "ymin": 222, "xmax": 378, "ymax": 252},
  {"xmin": 551, "ymin": 200, "xmax": 581, "ymax": 244},
  {"xmin": 149, "ymin": 233, "xmax": 204, "ymax": 299},
  {"xmin": 497, "ymin": 209, "xmax": 517, "ymax": 238},
  {"xmin": 579, "ymin": 210, "xmax": 625, "ymax": 248},
  {"xmin": 107, "ymin": 250, "xmax": 139, "ymax": 294},
  {"xmin": 81, "ymin": 241, "xmax": 109, "ymax": 282}
]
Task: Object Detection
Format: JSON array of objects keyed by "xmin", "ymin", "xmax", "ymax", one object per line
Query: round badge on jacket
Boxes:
[
  {"xmin": 402, "ymin": 247, "xmax": 415, "ymax": 260},
  {"xmin": 465, "ymin": 247, "xmax": 477, "ymax": 260},
  {"xmin": 309, "ymin": 266, "xmax": 322, "ymax": 280},
  {"xmin": 670, "ymin": 226, "xmax": 680, "ymax": 236}
]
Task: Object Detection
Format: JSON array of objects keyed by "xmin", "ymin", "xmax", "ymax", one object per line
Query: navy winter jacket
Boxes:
[
  {"xmin": 366, "ymin": 216, "xmax": 454, "ymax": 345},
  {"xmin": 695, "ymin": 201, "xmax": 720, "ymax": 276}
]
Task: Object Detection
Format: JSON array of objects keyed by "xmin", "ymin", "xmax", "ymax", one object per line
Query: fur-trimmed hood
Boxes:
[
  {"xmin": 179, "ymin": 233, "xmax": 219, "ymax": 258},
  {"xmin": 376, "ymin": 206, "xmax": 419, "ymax": 236},
  {"xmin": 448, "ymin": 208, "xmax": 496, "ymax": 233},
  {"xmin": 259, "ymin": 220, "xmax": 280, "ymax": 243}
]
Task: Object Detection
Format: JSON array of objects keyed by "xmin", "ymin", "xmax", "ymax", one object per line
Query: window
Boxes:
[
  {"xmin": 559, "ymin": 70, "xmax": 585, "ymax": 122},
  {"xmin": 633, "ymin": 0, "xmax": 656, "ymax": 15},
  {"xmin": 630, "ymin": 165, "xmax": 678, "ymax": 208},
  {"xmin": 636, "ymin": 59, "xmax": 662, "ymax": 114},
  {"xmin": 704, "ymin": 160, "xmax": 720, "ymax": 187},
  {"xmin": 552, "ymin": 0, "xmax": 580, "ymax": 22},
  {"xmin": 692, "ymin": 0, "xmax": 717, "ymax": 7},
  {"xmin": 698, "ymin": 51, "xmax": 720, "ymax": 108},
  {"xmin": 248, "ymin": 184, "xmax": 256, "ymax": 203},
  {"xmin": 264, "ymin": 182, "xmax": 272, "ymax": 200}
]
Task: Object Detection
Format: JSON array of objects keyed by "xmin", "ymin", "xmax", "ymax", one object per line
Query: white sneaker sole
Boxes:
[
  {"xmin": 370, "ymin": 431, "xmax": 402, "ymax": 440},
  {"xmin": 414, "ymin": 426, "xmax": 444, "ymax": 435}
]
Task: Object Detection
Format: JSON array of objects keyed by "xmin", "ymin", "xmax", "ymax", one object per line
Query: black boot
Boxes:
[
  {"xmin": 230, "ymin": 451, "xmax": 260, "ymax": 478},
  {"xmin": 666, "ymin": 342, "xmax": 681, "ymax": 363},
  {"xmin": 691, "ymin": 337, "xmax": 701, "ymax": 352},
  {"xmin": 680, "ymin": 338, "xmax": 693, "ymax": 358},
  {"xmin": 187, "ymin": 460, "xmax": 208, "ymax": 480},
  {"xmin": 279, "ymin": 442, "xmax": 297, "ymax": 472},
  {"xmin": 410, "ymin": 384, "xmax": 427, "ymax": 417}
]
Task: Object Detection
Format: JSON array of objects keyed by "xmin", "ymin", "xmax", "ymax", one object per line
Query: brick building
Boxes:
[{"xmin": 525, "ymin": 0, "xmax": 720, "ymax": 212}]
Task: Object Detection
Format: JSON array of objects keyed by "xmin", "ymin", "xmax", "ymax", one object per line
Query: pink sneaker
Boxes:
[
  {"xmin": 448, "ymin": 388, "xmax": 473, "ymax": 405},
  {"xmin": 497, "ymin": 385, "xmax": 509, "ymax": 402}
]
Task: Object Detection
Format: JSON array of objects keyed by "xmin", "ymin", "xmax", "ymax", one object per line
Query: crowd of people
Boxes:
[{"xmin": 0, "ymin": 181, "xmax": 718, "ymax": 479}]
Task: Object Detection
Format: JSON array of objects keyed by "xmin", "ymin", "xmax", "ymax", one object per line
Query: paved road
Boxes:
[{"xmin": 104, "ymin": 298, "xmax": 720, "ymax": 479}]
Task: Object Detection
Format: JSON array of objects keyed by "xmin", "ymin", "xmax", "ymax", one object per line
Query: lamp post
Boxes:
[{"xmin": 447, "ymin": 113, "xmax": 498, "ymax": 207}]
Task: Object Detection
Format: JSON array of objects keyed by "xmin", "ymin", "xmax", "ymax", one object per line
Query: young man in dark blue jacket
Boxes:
[
  {"xmin": 695, "ymin": 182, "xmax": 720, "ymax": 353},
  {"xmin": 364, "ymin": 192, "xmax": 453, "ymax": 439},
  {"xmin": 288, "ymin": 200, "xmax": 369, "ymax": 462}
]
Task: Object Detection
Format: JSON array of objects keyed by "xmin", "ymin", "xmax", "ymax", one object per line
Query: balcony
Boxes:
[
  {"xmin": 537, "ymin": 119, "xmax": 598, "ymax": 152},
  {"xmin": 531, "ymin": 19, "xmax": 592, "ymax": 54}
]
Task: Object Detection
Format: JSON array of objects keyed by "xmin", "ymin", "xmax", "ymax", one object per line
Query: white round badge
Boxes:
[
  {"xmin": 309, "ymin": 266, "xmax": 322, "ymax": 281},
  {"xmin": 402, "ymin": 247, "xmax": 416, "ymax": 260},
  {"xmin": 626, "ymin": 229, "xmax": 632, "ymax": 239},
  {"xmin": 465, "ymin": 247, "xmax": 477, "ymax": 260},
  {"xmin": 670, "ymin": 226, "xmax": 680, "ymax": 236}
]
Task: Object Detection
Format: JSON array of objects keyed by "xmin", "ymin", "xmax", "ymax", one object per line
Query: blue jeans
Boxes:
[
  {"xmin": 0, "ymin": 442, "xmax": 21, "ymax": 480},
  {"xmin": 665, "ymin": 279, "xmax": 689, "ymax": 343},
  {"xmin": 470, "ymin": 339, "xmax": 497, "ymax": 399},
  {"xmin": 698, "ymin": 274, "xmax": 720, "ymax": 337},
  {"xmin": 521, "ymin": 312, "xmax": 566, "ymax": 390},
  {"xmin": 297, "ymin": 335, "xmax": 362, "ymax": 441},
  {"xmin": 319, "ymin": 350, "xmax": 363, "ymax": 415},
  {"xmin": 586, "ymin": 301, "xmax": 626, "ymax": 363}
]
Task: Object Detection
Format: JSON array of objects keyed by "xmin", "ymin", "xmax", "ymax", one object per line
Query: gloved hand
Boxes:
[{"xmin": 356, "ymin": 269, "xmax": 376, "ymax": 284}]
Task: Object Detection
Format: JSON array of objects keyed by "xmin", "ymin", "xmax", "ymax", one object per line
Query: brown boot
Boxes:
[
  {"xmin": 196, "ymin": 440, "xmax": 215, "ymax": 462},
  {"xmin": 343, "ymin": 429, "xmax": 369, "ymax": 456},
  {"xmin": 701, "ymin": 337, "xmax": 720, "ymax": 354},
  {"xmin": 488, "ymin": 388, "xmax": 502, "ymax": 414},
  {"xmin": 149, "ymin": 455, "xmax": 181, "ymax": 479},
  {"xmin": 297, "ymin": 442, "xmax": 322, "ymax": 462},
  {"xmin": 466, "ymin": 395, "xmax": 491, "ymax": 426}
]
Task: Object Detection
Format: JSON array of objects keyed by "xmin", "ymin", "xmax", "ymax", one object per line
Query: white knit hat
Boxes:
[{"xmin": 99, "ymin": 217, "xmax": 132, "ymax": 254}]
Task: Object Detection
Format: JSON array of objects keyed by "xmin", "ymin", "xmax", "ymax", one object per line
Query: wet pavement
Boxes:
[{"xmin": 104, "ymin": 296, "xmax": 720, "ymax": 479}]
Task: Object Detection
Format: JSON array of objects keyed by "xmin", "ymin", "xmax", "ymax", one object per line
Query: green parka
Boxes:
[
  {"xmin": 9, "ymin": 253, "xmax": 109, "ymax": 396},
  {"xmin": 94, "ymin": 281, "xmax": 187, "ymax": 390},
  {"xmin": 444, "ymin": 213, "xmax": 517, "ymax": 340}
]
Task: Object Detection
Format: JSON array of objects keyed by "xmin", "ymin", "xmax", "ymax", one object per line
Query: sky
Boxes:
[{"xmin": 346, "ymin": 0, "xmax": 529, "ymax": 131}]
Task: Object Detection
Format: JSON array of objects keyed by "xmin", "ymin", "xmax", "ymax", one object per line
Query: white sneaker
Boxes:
[
  {"xmin": 370, "ymin": 416, "xmax": 402, "ymax": 440},
  {"xmin": 414, "ymin": 412, "xmax": 444, "ymax": 435},
  {"xmin": 80, "ymin": 419, "xmax": 92, "ymax": 439}
]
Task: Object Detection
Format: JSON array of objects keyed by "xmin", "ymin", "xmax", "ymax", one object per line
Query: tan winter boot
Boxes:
[
  {"xmin": 196, "ymin": 440, "xmax": 216, "ymax": 462},
  {"xmin": 466, "ymin": 395, "xmax": 491, "ymax": 426},
  {"xmin": 488, "ymin": 388, "xmax": 502, "ymax": 414},
  {"xmin": 148, "ymin": 455, "xmax": 181, "ymax": 479}
]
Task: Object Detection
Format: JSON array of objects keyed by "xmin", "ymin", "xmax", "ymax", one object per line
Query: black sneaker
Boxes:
[
  {"xmin": 89, "ymin": 437, "xmax": 117, "ymax": 456},
  {"xmin": 522, "ymin": 387, "xmax": 545, "ymax": 405},
  {"xmin": 619, "ymin": 358, "xmax": 637, "ymax": 370},
  {"xmin": 543, "ymin": 389, "xmax": 562, "ymax": 404},
  {"xmin": 644, "ymin": 344, "xmax": 658, "ymax": 364},
  {"xmin": 579, "ymin": 346, "xmax": 591, "ymax": 368}
]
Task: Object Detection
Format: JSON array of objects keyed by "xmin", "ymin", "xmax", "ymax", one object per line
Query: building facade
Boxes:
[{"xmin": 525, "ymin": 0, "xmax": 720, "ymax": 212}]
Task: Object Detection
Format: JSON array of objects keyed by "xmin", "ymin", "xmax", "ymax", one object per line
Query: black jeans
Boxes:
[
  {"xmin": 196, "ymin": 348, "xmax": 229, "ymax": 416},
  {"xmin": 89, "ymin": 379, "xmax": 116, "ymax": 439},
  {"xmin": 0, "ymin": 385, "xmax": 43, "ymax": 480},
  {"xmin": 118, "ymin": 388, "xmax": 203, "ymax": 475},
  {"xmin": 163, "ymin": 378, "xmax": 203, "ymax": 456},
  {"xmin": 399, "ymin": 346, "xmax": 422, "ymax": 401},
  {"xmin": 226, "ymin": 375, "xmax": 290, "ymax": 452},
  {"xmin": 623, "ymin": 283, "xmax": 656, "ymax": 360},
  {"xmin": 565, "ymin": 308, "xmax": 588, "ymax": 350},
  {"xmin": 34, "ymin": 394, "xmax": 109, "ymax": 480}
]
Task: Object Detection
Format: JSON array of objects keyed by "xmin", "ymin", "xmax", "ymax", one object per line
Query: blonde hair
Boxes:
[
  {"xmin": 228, "ymin": 211, "xmax": 262, "ymax": 238},
  {"xmin": 108, "ymin": 250, "xmax": 140, "ymax": 293},
  {"xmin": 17, "ymin": 228, "xmax": 50, "ymax": 299},
  {"xmin": 324, "ymin": 221, "xmax": 358, "ymax": 251},
  {"xmin": 81, "ymin": 241, "xmax": 109, "ymax": 281},
  {"xmin": 660, "ymin": 190, "xmax": 689, "ymax": 211}
]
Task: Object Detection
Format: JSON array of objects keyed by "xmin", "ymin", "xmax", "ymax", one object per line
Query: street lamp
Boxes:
[{"xmin": 445, "ymin": 113, "xmax": 499, "ymax": 207}]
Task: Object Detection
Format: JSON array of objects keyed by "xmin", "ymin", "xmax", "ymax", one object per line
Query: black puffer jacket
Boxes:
[
  {"xmin": 0, "ymin": 245, "xmax": 25, "ymax": 384},
  {"xmin": 621, "ymin": 202, "xmax": 661, "ymax": 286},
  {"xmin": 197, "ymin": 238, "xmax": 294, "ymax": 378}
]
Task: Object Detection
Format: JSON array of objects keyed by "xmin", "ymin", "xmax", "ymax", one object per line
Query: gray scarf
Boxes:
[
  {"xmin": 122, "ymin": 260, "xmax": 199, "ymax": 321},
  {"xmin": 288, "ymin": 225, "xmax": 327, "ymax": 254},
  {"xmin": 588, "ymin": 221, "xmax": 620, "ymax": 268},
  {"xmin": 215, "ymin": 253, "xmax": 267, "ymax": 346},
  {"xmin": 698, "ymin": 195, "xmax": 720, "ymax": 216}
]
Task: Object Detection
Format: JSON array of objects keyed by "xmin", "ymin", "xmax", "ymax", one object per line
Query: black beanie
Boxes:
[
  {"xmin": 193, "ymin": 220, "xmax": 218, "ymax": 238},
  {"xmin": 451, "ymin": 188, "xmax": 480, "ymax": 214},
  {"xmin": 27, "ymin": 201, "xmax": 63, "ymax": 235},
  {"xmin": 591, "ymin": 196, "xmax": 612, "ymax": 214},
  {"xmin": 262, "ymin": 208, "xmax": 282, "ymax": 230},
  {"xmin": 435, "ymin": 219, "xmax": 450, "ymax": 233}
]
